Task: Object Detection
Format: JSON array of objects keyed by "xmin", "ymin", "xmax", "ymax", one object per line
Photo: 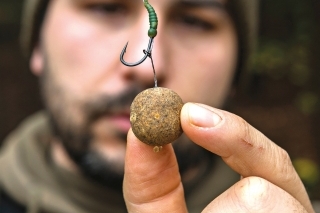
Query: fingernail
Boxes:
[{"xmin": 188, "ymin": 103, "xmax": 221, "ymax": 128}]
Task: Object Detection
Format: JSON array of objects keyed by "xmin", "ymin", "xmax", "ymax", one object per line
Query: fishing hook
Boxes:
[
  {"xmin": 120, "ymin": 0, "xmax": 157, "ymax": 67},
  {"xmin": 120, "ymin": 37, "xmax": 154, "ymax": 67}
]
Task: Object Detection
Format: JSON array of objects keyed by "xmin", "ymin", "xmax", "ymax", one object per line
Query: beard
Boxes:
[
  {"xmin": 46, "ymin": 88, "xmax": 140, "ymax": 190},
  {"xmin": 39, "ymin": 58, "xmax": 145, "ymax": 189},
  {"xmin": 39, "ymin": 55, "xmax": 215, "ymax": 192}
]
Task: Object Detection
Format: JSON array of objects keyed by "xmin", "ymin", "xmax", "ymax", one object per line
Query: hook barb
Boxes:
[{"xmin": 120, "ymin": 38, "xmax": 154, "ymax": 67}]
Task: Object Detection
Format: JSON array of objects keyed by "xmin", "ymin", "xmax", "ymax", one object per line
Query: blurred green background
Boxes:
[{"xmin": 0, "ymin": 1, "xmax": 319, "ymax": 199}]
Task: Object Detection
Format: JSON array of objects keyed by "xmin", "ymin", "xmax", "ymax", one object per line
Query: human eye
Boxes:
[
  {"xmin": 85, "ymin": 2, "xmax": 127, "ymax": 17},
  {"xmin": 175, "ymin": 13, "xmax": 216, "ymax": 31}
]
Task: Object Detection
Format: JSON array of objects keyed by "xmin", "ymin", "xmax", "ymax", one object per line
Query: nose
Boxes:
[{"xmin": 119, "ymin": 11, "xmax": 166, "ymax": 88}]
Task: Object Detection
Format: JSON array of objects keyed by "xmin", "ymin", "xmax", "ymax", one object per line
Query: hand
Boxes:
[{"xmin": 123, "ymin": 103, "xmax": 315, "ymax": 213}]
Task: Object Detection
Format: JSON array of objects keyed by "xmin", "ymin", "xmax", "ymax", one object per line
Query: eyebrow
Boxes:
[{"xmin": 179, "ymin": 0, "xmax": 225, "ymax": 9}]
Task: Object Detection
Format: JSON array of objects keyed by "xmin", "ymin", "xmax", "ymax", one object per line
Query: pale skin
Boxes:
[{"xmin": 29, "ymin": 0, "xmax": 314, "ymax": 212}]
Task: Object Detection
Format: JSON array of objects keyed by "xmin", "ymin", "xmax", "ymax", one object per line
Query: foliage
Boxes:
[{"xmin": 252, "ymin": 0, "xmax": 319, "ymax": 115}]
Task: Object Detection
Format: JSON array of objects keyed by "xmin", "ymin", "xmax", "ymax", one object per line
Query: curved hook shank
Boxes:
[
  {"xmin": 120, "ymin": 43, "xmax": 148, "ymax": 67},
  {"xmin": 120, "ymin": 38, "xmax": 154, "ymax": 67}
]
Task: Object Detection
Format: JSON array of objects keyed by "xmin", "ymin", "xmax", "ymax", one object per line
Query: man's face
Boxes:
[{"xmin": 31, "ymin": 0, "xmax": 237, "ymax": 185}]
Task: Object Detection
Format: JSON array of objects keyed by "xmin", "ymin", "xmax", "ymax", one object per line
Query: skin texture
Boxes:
[
  {"xmin": 124, "ymin": 103, "xmax": 314, "ymax": 212},
  {"xmin": 29, "ymin": 0, "xmax": 314, "ymax": 212}
]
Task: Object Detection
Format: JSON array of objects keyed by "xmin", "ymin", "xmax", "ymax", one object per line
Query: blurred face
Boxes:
[{"xmin": 31, "ymin": 0, "xmax": 237, "ymax": 186}]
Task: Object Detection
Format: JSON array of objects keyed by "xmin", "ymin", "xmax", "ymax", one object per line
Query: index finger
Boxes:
[{"xmin": 180, "ymin": 103, "xmax": 314, "ymax": 213}]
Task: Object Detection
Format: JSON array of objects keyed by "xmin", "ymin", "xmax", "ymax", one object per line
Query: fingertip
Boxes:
[
  {"xmin": 124, "ymin": 130, "xmax": 184, "ymax": 211},
  {"xmin": 127, "ymin": 128, "xmax": 169, "ymax": 155},
  {"xmin": 127, "ymin": 128, "xmax": 134, "ymax": 143},
  {"xmin": 180, "ymin": 103, "xmax": 189, "ymax": 126},
  {"xmin": 181, "ymin": 103, "xmax": 198, "ymax": 129},
  {"xmin": 126, "ymin": 128, "xmax": 152, "ymax": 165},
  {"xmin": 181, "ymin": 103, "xmax": 222, "ymax": 129},
  {"xmin": 127, "ymin": 128, "xmax": 141, "ymax": 148},
  {"xmin": 180, "ymin": 103, "xmax": 227, "ymax": 155},
  {"xmin": 126, "ymin": 129, "xmax": 141, "ymax": 158},
  {"xmin": 125, "ymin": 128, "xmax": 175, "ymax": 172}
]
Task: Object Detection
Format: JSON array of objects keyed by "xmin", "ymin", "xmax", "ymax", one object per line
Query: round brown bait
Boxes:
[{"xmin": 130, "ymin": 87, "xmax": 184, "ymax": 146}]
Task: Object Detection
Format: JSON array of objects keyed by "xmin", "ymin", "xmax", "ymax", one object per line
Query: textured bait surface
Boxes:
[{"xmin": 130, "ymin": 87, "xmax": 183, "ymax": 146}]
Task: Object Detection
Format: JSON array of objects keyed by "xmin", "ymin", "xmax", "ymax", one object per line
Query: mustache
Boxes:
[{"xmin": 84, "ymin": 86, "xmax": 143, "ymax": 123}]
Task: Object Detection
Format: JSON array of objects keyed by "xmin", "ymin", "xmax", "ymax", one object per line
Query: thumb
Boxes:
[{"xmin": 123, "ymin": 129, "xmax": 187, "ymax": 213}]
